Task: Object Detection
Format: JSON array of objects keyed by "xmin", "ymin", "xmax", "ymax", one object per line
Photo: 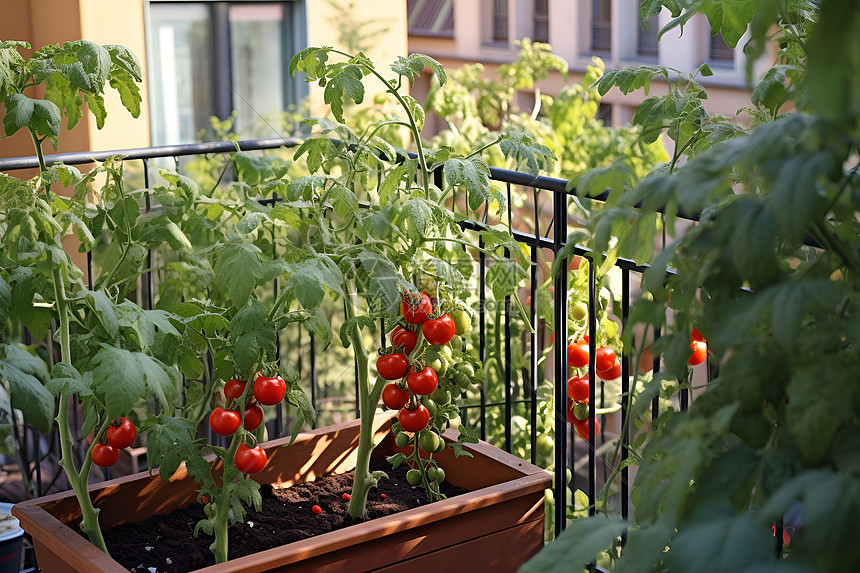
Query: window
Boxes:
[
  {"xmin": 709, "ymin": 30, "xmax": 734, "ymax": 63},
  {"xmin": 493, "ymin": 0, "xmax": 508, "ymax": 43},
  {"xmin": 534, "ymin": 0, "xmax": 548, "ymax": 43},
  {"xmin": 637, "ymin": 4, "xmax": 659, "ymax": 57},
  {"xmin": 149, "ymin": 2, "xmax": 302, "ymax": 146},
  {"xmin": 592, "ymin": 0, "xmax": 611, "ymax": 52},
  {"xmin": 407, "ymin": 0, "xmax": 454, "ymax": 37},
  {"xmin": 597, "ymin": 102, "xmax": 613, "ymax": 124}
]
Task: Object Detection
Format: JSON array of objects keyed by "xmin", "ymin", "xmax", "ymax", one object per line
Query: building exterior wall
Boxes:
[{"xmin": 408, "ymin": 0, "xmax": 772, "ymax": 131}]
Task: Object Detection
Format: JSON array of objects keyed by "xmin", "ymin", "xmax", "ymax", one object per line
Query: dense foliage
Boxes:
[{"xmin": 524, "ymin": 1, "xmax": 860, "ymax": 571}]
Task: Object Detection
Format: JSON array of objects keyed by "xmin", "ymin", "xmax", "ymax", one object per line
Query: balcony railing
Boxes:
[{"xmin": 0, "ymin": 137, "xmax": 706, "ymax": 547}]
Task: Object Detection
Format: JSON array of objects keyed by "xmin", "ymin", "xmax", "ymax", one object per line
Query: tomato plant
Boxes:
[
  {"xmin": 423, "ymin": 314, "xmax": 456, "ymax": 345},
  {"xmin": 377, "ymin": 352, "xmax": 410, "ymax": 380},
  {"xmin": 106, "ymin": 417, "xmax": 136, "ymax": 449},
  {"xmin": 234, "ymin": 444, "xmax": 267, "ymax": 474},
  {"xmin": 253, "ymin": 374, "xmax": 286, "ymax": 406}
]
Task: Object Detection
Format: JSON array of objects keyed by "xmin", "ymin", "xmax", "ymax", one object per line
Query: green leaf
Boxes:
[
  {"xmin": 3, "ymin": 94, "xmax": 61, "ymax": 138},
  {"xmin": 486, "ymin": 259, "xmax": 527, "ymax": 300},
  {"xmin": 521, "ymin": 515, "xmax": 627, "ymax": 573},
  {"xmin": 499, "ymin": 130, "xmax": 556, "ymax": 175},
  {"xmin": 0, "ymin": 275, "xmax": 10, "ymax": 333},
  {"xmin": 391, "ymin": 53, "xmax": 446, "ymax": 87},
  {"xmin": 84, "ymin": 289, "xmax": 119, "ymax": 338},
  {"xmin": 324, "ymin": 63, "xmax": 365, "ymax": 123},
  {"xmin": 401, "ymin": 94, "xmax": 425, "ymax": 132},
  {"xmin": 289, "ymin": 46, "xmax": 329, "ymax": 81},
  {"xmin": 46, "ymin": 361, "xmax": 90, "ymax": 396},
  {"xmin": 285, "ymin": 379, "xmax": 315, "ymax": 445},
  {"xmin": 443, "ymin": 157, "xmax": 491, "ymax": 211},
  {"xmin": 115, "ymin": 301, "xmax": 182, "ymax": 352},
  {"xmin": 357, "ymin": 250, "xmax": 411, "ymax": 317},
  {"xmin": 301, "ymin": 306, "xmax": 334, "ymax": 350},
  {"xmin": 234, "ymin": 152, "xmax": 276, "ymax": 186},
  {"xmin": 0, "ymin": 41, "xmax": 28, "ymax": 95},
  {"xmin": 230, "ymin": 299, "xmax": 277, "ymax": 375},
  {"xmin": 91, "ymin": 345, "xmax": 178, "ymax": 420},
  {"xmin": 594, "ymin": 65, "xmax": 663, "ymax": 97},
  {"xmin": 378, "ymin": 163, "xmax": 407, "ymax": 204},
  {"xmin": 214, "ymin": 237, "xmax": 263, "ymax": 308},
  {"xmin": 286, "ymin": 255, "xmax": 344, "ymax": 309},
  {"xmin": 293, "ymin": 138, "xmax": 339, "ymax": 174},
  {"xmin": 285, "ymin": 175, "xmax": 324, "ymax": 201},
  {"xmin": 0, "ymin": 344, "xmax": 53, "ymax": 433},
  {"xmin": 144, "ymin": 414, "xmax": 201, "ymax": 479},
  {"xmin": 400, "ymin": 197, "xmax": 436, "ymax": 239},
  {"xmin": 329, "ymin": 184, "xmax": 359, "ymax": 219},
  {"xmin": 45, "ymin": 72, "xmax": 83, "ymax": 130},
  {"xmin": 106, "ymin": 44, "xmax": 143, "ymax": 117}
]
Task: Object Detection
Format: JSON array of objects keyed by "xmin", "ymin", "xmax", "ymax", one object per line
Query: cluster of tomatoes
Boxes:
[
  {"xmin": 565, "ymin": 335, "xmax": 619, "ymax": 439},
  {"xmin": 91, "ymin": 417, "xmax": 137, "ymax": 468},
  {"xmin": 209, "ymin": 373, "xmax": 287, "ymax": 474}
]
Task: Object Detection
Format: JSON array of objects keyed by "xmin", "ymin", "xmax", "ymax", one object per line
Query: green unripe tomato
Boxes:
[
  {"xmin": 428, "ymin": 353, "xmax": 448, "ymax": 377},
  {"xmin": 395, "ymin": 432, "xmax": 411, "ymax": 448},
  {"xmin": 447, "ymin": 414, "xmax": 461, "ymax": 431},
  {"xmin": 458, "ymin": 362, "xmax": 475, "ymax": 378},
  {"xmin": 434, "ymin": 467, "xmax": 445, "ymax": 484},
  {"xmin": 427, "ymin": 466, "xmax": 438, "ymax": 482},
  {"xmin": 433, "ymin": 436, "xmax": 447, "ymax": 453},
  {"xmin": 536, "ymin": 434, "xmax": 554, "ymax": 457},
  {"xmin": 419, "ymin": 431, "xmax": 441, "ymax": 453},
  {"xmin": 572, "ymin": 302, "xmax": 588, "ymax": 321},
  {"xmin": 406, "ymin": 468, "xmax": 422, "ymax": 486},
  {"xmin": 448, "ymin": 335, "xmax": 463, "ymax": 352},
  {"xmin": 573, "ymin": 403, "xmax": 589, "ymax": 421},
  {"xmin": 423, "ymin": 398, "xmax": 438, "ymax": 417},
  {"xmin": 450, "ymin": 309, "xmax": 472, "ymax": 335},
  {"xmin": 455, "ymin": 373, "xmax": 471, "ymax": 390},
  {"xmin": 430, "ymin": 386, "xmax": 450, "ymax": 405}
]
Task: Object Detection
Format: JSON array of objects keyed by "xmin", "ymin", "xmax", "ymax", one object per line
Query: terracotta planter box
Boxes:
[{"xmin": 12, "ymin": 413, "xmax": 550, "ymax": 572}]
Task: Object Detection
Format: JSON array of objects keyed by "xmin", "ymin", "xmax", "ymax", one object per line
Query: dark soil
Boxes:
[{"xmin": 101, "ymin": 457, "xmax": 465, "ymax": 572}]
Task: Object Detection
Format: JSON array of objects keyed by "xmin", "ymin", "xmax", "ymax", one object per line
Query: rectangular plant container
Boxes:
[{"xmin": 12, "ymin": 412, "xmax": 551, "ymax": 572}]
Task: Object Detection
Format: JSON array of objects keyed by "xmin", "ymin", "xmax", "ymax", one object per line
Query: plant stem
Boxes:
[
  {"xmin": 344, "ymin": 283, "xmax": 386, "ymax": 519},
  {"xmin": 52, "ymin": 267, "xmax": 110, "ymax": 554}
]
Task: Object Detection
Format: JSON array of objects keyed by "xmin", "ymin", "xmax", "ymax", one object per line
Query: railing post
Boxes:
[{"xmin": 553, "ymin": 188, "xmax": 569, "ymax": 536}]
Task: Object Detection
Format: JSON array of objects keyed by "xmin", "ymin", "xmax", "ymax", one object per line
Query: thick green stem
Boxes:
[
  {"xmin": 345, "ymin": 286, "xmax": 386, "ymax": 519},
  {"xmin": 52, "ymin": 267, "xmax": 110, "ymax": 554}
]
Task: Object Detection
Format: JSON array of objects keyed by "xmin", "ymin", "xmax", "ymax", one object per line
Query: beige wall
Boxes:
[
  {"xmin": 305, "ymin": 0, "xmax": 409, "ymax": 114},
  {"xmin": 0, "ymin": 0, "xmax": 149, "ymax": 162}
]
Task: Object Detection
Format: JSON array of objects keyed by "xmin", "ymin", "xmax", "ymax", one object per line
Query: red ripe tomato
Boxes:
[
  {"xmin": 579, "ymin": 334, "xmax": 589, "ymax": 344},
  {"xmin": 382, "ymin": 383, "xmax": 410, "ymax": 410},
  {"xmin": 691, "ymin": 326, "xmax": 705, "ymax": 341},
  {"xmin": 391, "ymin": 327, "xmax": 418, "ymax": 355},
  {"xmin": 401, "ymin": 292, "xmax": 433, "ymax": 324},
  {"xmin": 597, "ymin": 361, "xmax": 622, "ymax": 381},
  {"xmin": 688, "ymin": 340, "xmax": 707, "ymax": 366},
  {"xmin": 209, "ymin": 407, "xmax": 241, "ymax": 436},
  {"xmin": 106, "ymin": 417, "xmax": 136, "ymax": 449},
  {"xmin": 573, "ymin": 417, "xmax": 600, "ymax": 440},
  {"xmin": 377, "ymin": 352, "xmax": 409, "ymax": 380},
  {"xmin": 407, "ymin": 366, "xmax": 438, "ymax": 395},
  {"xmin": 91, "ymin": 443, "xmax": 120, "ymax": 467},
  {"xmin": 595, "ymin": 346, "xmax": 617, "ymax": 372},
  {"xmin": 224, "ymin": 379, "xmax": 247, "ymax": 402},
  {"xmin": 399, "ymin": 405, "xmax": 430, "ymax": 432},
  {"xmin": 567, "ymin": 375, "xmax": 590, "ymax": 403},
  {"xmin": 254, "ymin": 374, "xmax": 286, "ymax": 405},
  {"xmin": 234, "ymin": 444, "xmax": 267, "ymax": 473},
  {"xmin": 422, "ymin": 314, "xmax": 455, "ymax": 345},
  {"xmin": 567, "ymin": 343, "xmax": 589, "ymax": 368},
  {"xmin": 243, "ymin": 404, "xmax": 264, "ymax": 431}
]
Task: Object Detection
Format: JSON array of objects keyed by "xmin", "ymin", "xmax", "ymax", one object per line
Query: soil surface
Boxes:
[{"xmin": 101, "ymin": 457, "xmax": 465, "ymax": 572}]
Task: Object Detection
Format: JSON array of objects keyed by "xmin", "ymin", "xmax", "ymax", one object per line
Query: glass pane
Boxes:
[
  {"xmin": 592, "ymin": 0, "xmax": 611, "ymax": 52},
  {"xmin": 229, "ymin": 4, "xmax": 289, "ymax": 138},
  {"xmin": 149, "ymin": 4, "xmax": 213, "ymax": 146}
]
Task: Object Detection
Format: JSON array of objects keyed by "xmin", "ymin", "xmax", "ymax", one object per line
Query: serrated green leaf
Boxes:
[
  {"xmin": 498, "ymin": 130, "xmax": 556, "ymax": 175},
  {"xmin": 289, "ymin": 46, "xmax": 329, "ymax": 81},
  {"xmin": 400, "ymin": 197, "xmax": 435, "ymax": 238},
  {"xmin": 339, "ymin": 316, "xmax": 376, "ymax": 348},
  {"xmin": 443, "ymin": 157, "xmax": 491, "ymax": 211},
  {"xmin": 324, "ymin": 63, "xmax": 365, "ymax": 123},
  {"xmin": 0, "ymin": 41, "xmax": 27, "ymax": 96},
  {"xmin": 329, "ymin": 184, "xmax": 358, "ymax": 219},
  {"xmin": 145, "ymin": 414, "xmax": 201, "ymax": 479},
  {"xmin": 485, "ymin": 259, "xmax": 527, "ymax": 300},
  {"xmin": 594, "ymin": 66, "xmax": 662, "ymax": 97},
  {"xmin": 357, "ymin": 250, "xmax": 411, "ymax": 317},
  {"xmin": 401, "ymin": 94, "xmax": 425, "ymax": 131},
  {"xmin": 234, "ymin": 152, "xmax": 276, "ymax": 186},
  {"xmin": 230, "ymin": 299, "xmax": 277, "ymax": 375},
  {"xmin": 45, "ymin": 72, "xmax": 83, "ymax": 130},
  {"xmin": 391, "ymin": 53, "xmax": 447, "ymax": 87},
  {"xmin": 0, "ymin": 275, "xmax": 10, "ymax": 333},
  {"xmin": 92, "ymin": 346, "xmax": 178, "ymax": 420},
  {"xmin": 46, "ymin": 361, "xmax": 90, "ymax": 396},
  {"xmin": 294, "ymin": 138, "xmax": 339, "ymax": 174},
  {"xmin": 214, "ymin": 237, "xmax": 263, "ymax": 308},
  {"xmin": 286, "ymin": 255, "xmax": 344, "ymax": 309},
  {"xmin": 84, "ymin": 289, "xmax": 119, "ymax": 338},
  {"xmin": 0, "ymin": 344, "xmax": 53, "ymax": 433},
  {"xmin": 3, "ymin": 94, "xmax": 60, "ymax": 138}
]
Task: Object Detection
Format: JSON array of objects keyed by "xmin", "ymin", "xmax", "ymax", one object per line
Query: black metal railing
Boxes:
[{"xmin": 0, "ymin": 137, "xmax": 699, "ymax": 542}]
